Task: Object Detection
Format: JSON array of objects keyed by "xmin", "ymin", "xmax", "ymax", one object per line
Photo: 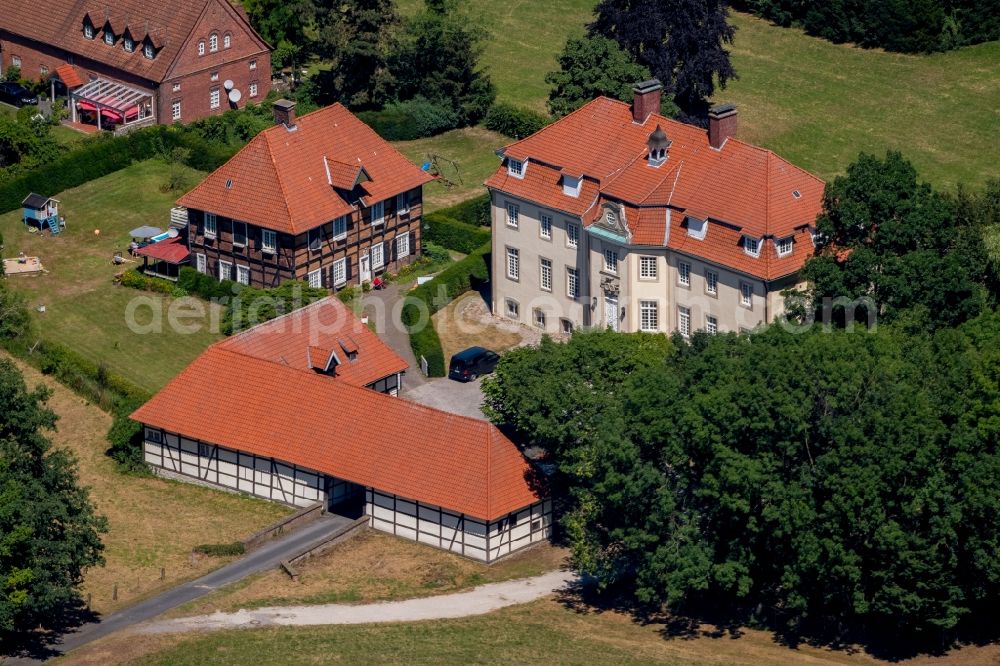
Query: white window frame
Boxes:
[
  {"xmin": 506, "ymin": 247, "xmax": 519, "ymax": 281},
  {"xmin": 104, "ymin": 30, "xmax": 114, "ymax": 45},
  {"xmin": 743, "ymin": 236, "xmax": 761, "ymax": 257},
  {"xmin": 198, "ymin": 41, "xmax": 205, "ymax": 56},
  {"xmin": 567, "ymin": 222, "xmax": 579, "ymax": 248},
  {"xmin": 232, "ymin": 221, "xmax": 247, "ymax": 247},
  {"xmin": 210, "ymin": 71, "xmax": 219, "ymax": 82},
  {"xmin": 540, "ymin": 214, "xmax": 552, "ymax": 240},
  {"xmin": 218, "ymin": 260, "xmax": 232, "ymax": 281},
  {"xmin": 678, "ymin": 306, "xmax": 691, "ymax": 337},
  {"xmin": 566, "ymin": 267, "xmax": 579, "ymax": 299},
  {"xmin": 539, "ymin": 257, "xmax": 552, "ymax": 292},
  {"xmin": 124, "ymin": 36, "xmax": 134, "ymax": 52},
  {"xmin": 639, "ymin": 256, "xmax": 657, "ymax": 280},
  {"xmin": 333, "ymin": 216, "xmax": 347, "ymax": 240},
  {"xmin": 371, "ymin": 201, "xmax": 384, "ymax": 226},
  {"xmin": 507, "ymin": 159, "xmax": 524, "ymax": 178},
  {"xmin": 249, "ymin": 59, "xmax": 257, "ymax": 70},
  {"xmin": 236, "ymin": 264, "xmax": 250, "ymax": 285},
  {"xmin": 706, "ymin": 314, "xmax": 718, "ymax": 334},
  {"xmin": 506, "ymin": 203, "xmax": 519, "ymax": 229},
  {"xmin": 195, "ymin": 253, "xmax": 206, "ymax": 274},
  {"xmin": 307, "ymin": 268, "xmax": 323, "ymax": 289},
  {"xmin": 678, "ymin": 261, "xmax": 691, "ymax": 287},
  {"xmin": 143, "ymin": 42, "xmax": 154, "ymax": 59},
  {"xmin": 223, "ymin": 34, "xmax": 231, "ymax": 49},
  {"xmin": 777, "ymin": 236, "xmax": 794, "ymax": 257},
  {"xmin": 332, "ymin": 258, "xmax": 347, "ymax": 286},
  {"xmin": 249, "ymin": 82, "xmax": 258, "ymax": 98},
  {"xmin": 396, "ymin": 192, "xmax": 409, "ymax": 215},
  {"xmin": 84, "ymin": 23, "xmax": 94, "ymax": 39},
  {"xmin": 171, "ymin": 100, "xmax": 181, "ymax": 121},
  {"xmin": 209, "ymin": 34, "xmax": 218, "ymax": 52},
  {"xmin": 204, "ymin": 212, "xmax": 217, "ymax": 237},
  {"xmin": 172, "ymin": 82, "xmax": 181, "ymax": 92},
  {"xmin": 740, "ymin": 281, "xmax": 753, "ymax": 308},
  {"xmin": 371, "ymin": 242, "xmax": 384, "ymax": 270},
  {"xmin": 396, "ymin": 233, "xmax": 410, "ymax": 259},
  {"xmin": 210, "ymin": 88, "xmax": 220, "ymax": 109},
  {"xmin": 533, "ymin": 308, "xmax": 546, "ymax": 329},
  {"xmin": 261, "ymin": 229, "xmax": 277, "ymax": 254},
  {"xmin": 639, "ymin": 300, "xmax": 659, "ymax": 332},
  {"xmin": 706, "ymin": 270, "xmax": 718, "ymax": 296},
  {"xmin": 604, "ymin": 249, "xmax": 618, "ymax": 274},
  {"xmin": 505, "ymin": 299, "xmax": 519, "ymax": 319}
]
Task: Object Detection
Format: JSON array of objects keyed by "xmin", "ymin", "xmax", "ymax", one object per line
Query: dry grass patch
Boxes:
[
  {"xmin": 433, "ymin": 291, "xmax": 539, "ymax": 363},
  {"xmin": 170, "ymin": 528, "xmax": 566, "ymax": 616},
  {"xmin": 3, "ymin": 352, "xmax": 291, "ymax": 616}
]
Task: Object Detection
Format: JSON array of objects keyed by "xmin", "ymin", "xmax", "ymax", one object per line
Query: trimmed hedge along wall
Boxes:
[
  {"xmin": 0, "ymin": 125, "xmax": 238, "ymax": 214},
  {"xmin": 401, "ymin": 244, "xmax": 490, "ymax": 376},
  {"xmin": 423, "ymin": 213, "xmax": 491, "ymax": 254}
]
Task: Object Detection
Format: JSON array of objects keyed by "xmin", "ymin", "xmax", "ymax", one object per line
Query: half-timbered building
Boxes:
[{"xmin": 178, "ymin": 100, "xmax": 434, "ymax": 291}]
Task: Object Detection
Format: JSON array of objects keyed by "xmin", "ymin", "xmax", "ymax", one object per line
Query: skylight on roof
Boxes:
[
  {"xmin": 792, "ymin": 190, "xmax": 801, "ymax": 199},
  {"xmin": 225, "ymin": 179, "xmax": 233, "ymax": 189}
]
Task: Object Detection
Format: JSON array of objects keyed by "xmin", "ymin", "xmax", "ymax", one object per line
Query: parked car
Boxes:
[
  {"xmin": 0, "ymin": 82, "xmax": 39, "ymax": 107},
  {"xmin": 448, "ymin": 347, "xmax": 500, "ymax": 382}
]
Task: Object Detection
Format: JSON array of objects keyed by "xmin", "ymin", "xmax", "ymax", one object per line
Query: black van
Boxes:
[{"xmin": 448, "ymin": 347, "xmax": 500, "ymax": 382}]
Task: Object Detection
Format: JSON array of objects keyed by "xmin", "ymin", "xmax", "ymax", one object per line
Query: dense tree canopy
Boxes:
[
  {"xmin": 484, "ymin": 317, "xmax": 1000, "ymax": 645},
  {"xmin": 799, "ymin": 152, "xmax": 997, "ymax": 331},
  {"xmin": 589, "ymin": 0, "xmax": 736, "ymax": 117},
  {"xmin": 0, "ymin": 359, "xmax": 106, "ymax": 637},
  {"xmin": 545, "ymin": 35, "xmax": 677, "ymax": 118}
]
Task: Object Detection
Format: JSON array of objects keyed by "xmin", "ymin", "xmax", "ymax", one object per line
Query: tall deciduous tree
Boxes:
[
  {"xmin": 800, "ymin": 152, "xmax": 994, "ymax": 331},
  {"xmin": 546, "ymin": 35, "xmax": 678, "ymax": 118},
  {"xmin": 383, "ymin": 0, "xmax": 496, "ymax": 126},
  {"xmin": 242, "ymin": 0, "xmax": 310, "ymax": 47},
  {"xmin": 589, "ymin": 0, "xmax": 736, "ymax": 117},
  {"xmin": 0, "ymin": 360, "xmax": 106, "ymax": 637},
  {"xmin": 308, "ymin": 0, "xmax": 399, "ymax": 108}
]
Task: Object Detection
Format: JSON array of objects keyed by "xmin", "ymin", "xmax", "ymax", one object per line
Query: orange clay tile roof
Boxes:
[
  {"xmin": 132, "ymin": 307, "xmax": 541, "ymax": 520},
  {"xmin": 0, "ymin": 0, "xmax": 268, "ymax": 84},
  {"xmin": 54, "ymin": 64, "xmax": 86, "ymax": 89},
  {"xmin": 216, "ymin": 297, "xmax": 408, "ymax": 388},
  {"xmin": 177, "ymin": 104, "xmax": 434, "ymax": 234},
  {"xmin": 485, "ymin": 97, "xmax": 825, "ymax": 281}
]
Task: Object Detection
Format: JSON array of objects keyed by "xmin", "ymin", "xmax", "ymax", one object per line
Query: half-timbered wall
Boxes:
[{"xmin": 365, "ymin": 489, "xmax": 552, "ymax": 562}]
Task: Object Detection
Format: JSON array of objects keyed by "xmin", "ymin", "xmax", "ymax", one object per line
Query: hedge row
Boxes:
[
  {"xmin": 0, "ymin": 125, "xmax": 238, "ymax": 214},
  {"xmin": 435, "ymin": 193, "xmax": 491, "ymax": 227},
  {"xmin": 484, "ymin": 102, "xmax": 551, "ymax": 140},
  {"xmin": 401, "ymin": 244, "xmax": 491, "ymax": 376},
  {"xmin": 357, "ymin": 97, "xmax": 458, "ymax": 141},
  {"xmin": 423, "ymin": 212, "xmax": 491, "ymax": 254},
  {"xmin": 119, "ymin": 269, "xmax": 177, "ymax": 294},
  {"xmin": 193, "ymin": 542, "xmax": 246, "ymax": 557}
]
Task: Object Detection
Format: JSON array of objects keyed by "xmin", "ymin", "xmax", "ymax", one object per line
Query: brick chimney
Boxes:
[
  {"xmin": 273, "ymin": 99, "xmax": 297, "ymax": 130},
  {"xmin": 632, "ymin": 79, "xmax": 662, "ymax": 123},
  {"xmin": 708, "ymin": 103, "xmax": 737, "ymax": 149}
]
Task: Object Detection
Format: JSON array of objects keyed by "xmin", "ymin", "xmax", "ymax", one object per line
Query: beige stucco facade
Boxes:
[{"xmin": 490, "ymin": 191, "xmax": 800, "ymax": 337}]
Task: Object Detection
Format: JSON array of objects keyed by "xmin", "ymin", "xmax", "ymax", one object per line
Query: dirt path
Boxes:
[{"xmin": 138, "ymin": 570, "xmax": 575, "ymax": 634}]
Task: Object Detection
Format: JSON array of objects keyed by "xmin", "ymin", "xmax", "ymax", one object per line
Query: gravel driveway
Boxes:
[{"xmin": 401, "ymin": 376, "xmax": 488, "ymax": 420}]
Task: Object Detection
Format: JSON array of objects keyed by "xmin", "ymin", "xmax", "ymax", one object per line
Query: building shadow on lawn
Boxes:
[
  {"xmin": 552, "ymin": 579, "xmax": 1000, "ymax": 663},
  {"xmin": 2, "ymin": 602, "xmax": 99, "ymax": 661}
]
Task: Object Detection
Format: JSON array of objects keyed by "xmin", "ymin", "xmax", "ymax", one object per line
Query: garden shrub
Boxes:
[
  {"xmin": 484, "ymin": 102, "xmax": 551, "ymax": 139},
  {"xmin": 193, "ymin": 542, "xmax": 246, "ymax": 557},
  {"xmin": 118, "ymin": 269, "xmax": 175, "ymax": 294},
  {"xmin": 358, "ymin": 97, "xmax": 459, "ymax": 141},
  {"xmin": 423, "ymin": 213, "xmax": 491, "ymax": 253}
]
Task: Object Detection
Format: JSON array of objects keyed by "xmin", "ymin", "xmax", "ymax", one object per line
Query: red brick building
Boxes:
[{"xmin": 0, "ymin": 0, "xmax": 271, "ymax": 130}]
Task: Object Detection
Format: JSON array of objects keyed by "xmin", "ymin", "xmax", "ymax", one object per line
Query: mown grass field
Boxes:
[
  {"xmin": 3, "ymin": 353, "xmax": 290, "ymax": 617},
  {"xmin": 0, "ymin": 159, "xmax": 224, "ymax": 393},
  {"xmin": 398, "ymin": 1, "xmax": 997, "ymax": 190}
]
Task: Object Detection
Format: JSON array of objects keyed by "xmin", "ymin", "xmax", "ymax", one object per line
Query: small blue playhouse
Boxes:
[{"xmin": 21, "ymin": 193, "xmax": 61, "ymax": 235}]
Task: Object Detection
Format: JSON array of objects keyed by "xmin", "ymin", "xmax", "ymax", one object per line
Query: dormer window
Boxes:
[
  {"xmin": 507, "ymin": 158, "xmax": 524, "ymax": 178},
  {"xmin": 686, "ymin": 216, "xmax": 707, "ymax": 241},
  {"xmin": 143, "ymin": 42, "xmax": 155, "ymax": 59},
  {"xmin": 743, "ymin": 236, "xmax": 761, "ymax": 257},
  {"xmin": 776, "ymin": 236, "xmax": 794, "ymax": 257},
  {"xmin": 124, "ymin": 35, "xmax": 134, "ymax": 52},
  {"xmin": 84, "ymin": 22, "xmax": 95, "ymax": 39},
  {"xmin": 605, "ymin": 210, "xmax": 616, "ymax": 226},
  {"xmin": 562, "ymin": 174, "xmax": 581, "ymax": 198},
  {"xmin": 104, "ymin": 27, "xmax": 115, "ymax": 45},
  {"xmin": 646, "ymin": 124, "xmax": 671, "ymax": 167}
]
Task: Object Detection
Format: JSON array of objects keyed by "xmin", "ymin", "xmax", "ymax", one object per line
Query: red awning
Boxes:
[
  {"xmin": 136, "ymin": 236, "xmax": 190, "ymax": 265},
  {"xmin": 101, "ymin": 108, "xmax": 123, "ymax": 122},
  {"xmin": 77, "ymin": 101, "xmax": 97, "ymax": 112}
]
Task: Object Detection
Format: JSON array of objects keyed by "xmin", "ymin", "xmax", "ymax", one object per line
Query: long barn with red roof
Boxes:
[{"xmin": 485, "ymin": 80, "xmax": 825, "ymax": 337}]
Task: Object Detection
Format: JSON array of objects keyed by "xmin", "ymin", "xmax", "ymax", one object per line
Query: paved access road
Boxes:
[
  {"xmin": 401, "ymin": 376, "xmax": 488, "ymax": 420},
  {"xmin": 140, "ymin": 570, "xmax": 576, "ymax": 634},
  {"xmin": 21, "ymin": 513, "xmax": 354, "ymax": 663}
]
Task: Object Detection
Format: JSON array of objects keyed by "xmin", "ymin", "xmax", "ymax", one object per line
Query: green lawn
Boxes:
[
  {"xmin": 397, "ymin": 2, "xmax": 997, "ymax": 190},
  {"xmin": 393, "ymin": 126, "xmax": 507, "ymax": 211},
  {"xmin": 0, "ymin": 159, "xmax": 223, "ymax": 393}
]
